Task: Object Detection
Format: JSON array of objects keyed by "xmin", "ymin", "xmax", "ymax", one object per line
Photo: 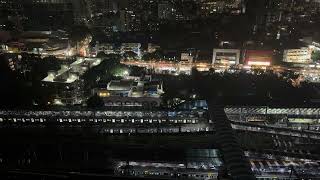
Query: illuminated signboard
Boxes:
[{"xmin": 244, "ymin": 50, "xmax": 273, "ymax": 66}]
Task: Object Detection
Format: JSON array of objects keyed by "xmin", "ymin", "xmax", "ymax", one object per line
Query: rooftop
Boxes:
[
  {"xmin": 42, "ymin": 57, "xmax": 102, "ymax": 83},
  {"xmin": 107, "ymin": 80, "xmax": 134, "ymax": 91}
]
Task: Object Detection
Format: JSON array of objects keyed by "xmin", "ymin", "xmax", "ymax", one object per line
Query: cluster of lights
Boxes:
[{"xmin": 248, "ymin": 61, "xmax": 271, "ymax": 66}]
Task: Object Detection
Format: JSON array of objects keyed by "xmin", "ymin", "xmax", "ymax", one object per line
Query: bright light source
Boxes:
[
  {"xmin": 123, "ymin": 70, "xmax": 129, "ymax": 76},
  {"xmin": 99, "ymin": 92, "xmax": 110, "ymax": 97},
  {"xmin": 248, "ymin": 61, "xmax": 271, "ymax": 66}
]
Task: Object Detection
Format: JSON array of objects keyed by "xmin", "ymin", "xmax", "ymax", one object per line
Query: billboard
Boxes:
[{"xmin": 244, "ymin": 50, "xmax": 273, "ymax": 66}]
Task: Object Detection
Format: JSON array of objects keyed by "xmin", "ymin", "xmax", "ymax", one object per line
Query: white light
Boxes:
[
  {"xmin": 248, "ymin": 61, "xmax": 270, "ymax": 66},
  {"xmin": 123, "ymin": 70, "xmax": 129, "ymax": 76}
]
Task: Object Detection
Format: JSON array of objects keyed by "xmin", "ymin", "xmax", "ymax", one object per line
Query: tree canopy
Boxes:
[
  {"xmin": 86, "ymin": 94, "xmax": 105, "ymax": 109},
  {"xmin": 142, "ymin": 50, "xmax": 164, "ymax": 61},
  {"xmin": 123, "ymin": 51, "xmax": 138, "ymax": 60},
  {"xmin": 69, "ymin": 25, "xmax": 91, "ymax": 44},
  {"xmin": 312, "ymin": 51, "xmax": 320, "ymax": 62}
]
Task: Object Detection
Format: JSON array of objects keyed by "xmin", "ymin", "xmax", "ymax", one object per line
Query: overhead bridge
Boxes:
[{"xmin": 207, "ymin": 101, "xmax": 255, "ymax": 179}]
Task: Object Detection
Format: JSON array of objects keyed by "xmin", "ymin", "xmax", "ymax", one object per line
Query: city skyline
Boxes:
[{"xmin": 1, "ymin": 0, "xmax": 320, "ymax": 179}]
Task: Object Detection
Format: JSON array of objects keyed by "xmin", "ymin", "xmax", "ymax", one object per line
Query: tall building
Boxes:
[
  {"xmin": 245, "ymin": 0, "xmax": 320, "ymax": 38},
  {"xmin": 119, "ymin": 9, "xmax": 142, "ymax": 32},
  {"xmin": 0, "ymin": 0, "xmax": 23, "ymax": 16},
  {"xmin": 22, "ymin": 0, "xmax": 75, "ymax": 30},
  {"xmin": 84, "ymin": 0, "xmax": 120, "ymax": 29},
  {"xmin": 72, "ymin": 0, "xmax": 91, "ymax": 25},
  {"xmin": 0, "ymin": 0, "xmax": 24, "ymax": 31},
  {"xmin": 86, "ymin": 0, "xmax": 118, "ymax": 16},
  {"xmin": 245, "ymin": 0, "xmax": 269, "ymax": 35},
  {"xmin": 143, "ymin": 0, "xmax": 160, "ymax": 31},
  {"xmin": 1, "ymin": 0, "xmax": 96, "ymax": 29},
  {"xmin": 199, "ymin": 0, "xmax": 227, "ymax": 15},
  {"xmin": 198, "ymin": 0, "xmax": 244, "ymax": 17},
  {"xmin": 144, "ymin": 0, "xmax": 159, "ymax": 21},
  {"xmin": 158, "ymin": 1, "xmax": 174, "ymax": 20}
]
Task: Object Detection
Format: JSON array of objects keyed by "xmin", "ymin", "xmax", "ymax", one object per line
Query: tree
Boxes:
[
  {"xmin": 110, "ymin": 65, "xmax": 129, "ymax": 77},
  {"xmin": 312, "ymin": 51, "xmax": 320, "ymax": 62},
  {"xmin": 142, "ymin": 53, "xmax": 152, "ymax": 61},
  {"xmin": 123, "ymin": 51, "xmax": 138, "ymax": 60},
  {"xmin": 142, "ymin": 50, "xmax": 164, "ymax": 61},
  {"xmin": 0, "ymin": 54, "xmax": 33, "ymax": 108},
  {"xmin": 69, "ymin": 25, "xmax": 91, "ymax": 45},
  {"xmin": 97, "ymin": 51, "xmax": 107, "ymax": 58},
  {"xmin": 86, "ymin": 94, "xmax": 105, "ymax": 109}
]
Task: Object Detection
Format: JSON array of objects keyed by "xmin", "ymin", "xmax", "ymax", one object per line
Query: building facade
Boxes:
[
  {"xmin": 283, "ymin": 48, "xmax": 312, "ymax": 64},
  {"xmin": 243, "ymin": 50, "xmax": 273, "ymax": 66},
  {"xmin": 212, "ymin": 49, "xmax": 241, "ymax": 65}
]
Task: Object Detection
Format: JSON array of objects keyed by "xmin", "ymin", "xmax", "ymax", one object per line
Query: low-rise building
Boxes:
[
  {"xmin": 42, "ymin": 57, "xmax": 102, "ymax": 105},
  {"xmin": 97, "ymin": 43, "xmax": 116, "ymax": 54},
  {"xmin": 121, "ymin": 43, "xmax": 141, "ymax": 56},
  {"xmin": 283, "ymin": 47, "xmax": 312, "ymax": 64},
  {"xmin": 94, "ymin": 76, "xmax": 164, "ymax": 107},
  {"xmin": 244, "ymin": 50, "xmax": 273, "ymax": 66},
  {"xmin": 212, "ymin": 49, "xmax": 240, "ymax": 65},
  {"xmin": 147, "ymin": 43, "xmax": 161, "ymax": 53},
  {"xmin": 3, "ymin": 31, "xmax": 75, "ymax": 58},
  {"xmin": 180, "ymin": 53, "xmax": 194, "ymax": 64},
  {"xmin": 0, "ymin": 53, "xmax": 22, "ymax": 71}
]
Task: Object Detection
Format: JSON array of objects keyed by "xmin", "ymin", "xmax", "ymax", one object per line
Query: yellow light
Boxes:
[
  {"xmin": 99, "ymin": 92, "xmax": 110, "ymax": 97},
  {"xmin": 248, "ymin": 61, "xmax": 270, "ymax": 66}
]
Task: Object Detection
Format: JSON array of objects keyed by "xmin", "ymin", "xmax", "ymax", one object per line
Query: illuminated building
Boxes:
[
  {"xmin": 87, "ymin": 0, "xmax": 118, "ymax": 15},
  {"xmin": 42, "ymin": 57, "xmax": 102, "ymax": 105},
  {"xmin": 0, "ymin": 0, "xmax": 23, "ymax": 13},
  {"xmin": 212, "ymin": 49, "xmax": 240, "ymax": 65},
  {"xmin": 283, "ymin": 48, "xmax": 312, "ymax": 64},
  {"xmin": 94, "ymin": 76, "xmax": 164, "ymax": 107},
  {"xmin": 178, "ymin": 61, "xmax": 193, "ymax": 75},
  {"xmin": 225, "ymin": 105, "xmax": 320, "ymax": 132},
  {"xmin": 199, "ymin": 0, "xmax": 243, "ymax": 16},
  {"xmin": 97, "ymin": 43, "xmax": 116, "ymax": 54},
  {"xmin": 180, "ymin": 53, "xmax": 194, "ymax": 64},
  {"xmin": 158, "ymin": 1, "xmax": 174, "ymax": 20},
  {"xmin": 119, "ymin": 8, "xmax": 142, "ymax": 32},
  {"xmin": 97, "ymin": 91, "xmax": 110, "ymax": 98},
  {"xmin": 3, "ymin": 41, "xmax": 25, "ymax": 53},
  {"xmin": 243, "ymin": 50, "xmax": 273, "ymax": 66},
  {"xmin": 96, "ymin": 43, "xmax": 141, "ymax": 56},
  {"xmin": 147, "ymin": 43, "xmax": 161, "ymax": 53},
  {"xmin": 12, "ymin": 31, "xmax": 74, "ymax": 57},
  {"xmin": 1, "ymin": 31, "xmax": 75, "ymax": 58},
  {"xmin": 85, "ymin": 0, "xmax": 120, "ymax": 28},
  {"xmin": 121, "ymin": 43, "xmax": 141, "ymax": 56}
]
